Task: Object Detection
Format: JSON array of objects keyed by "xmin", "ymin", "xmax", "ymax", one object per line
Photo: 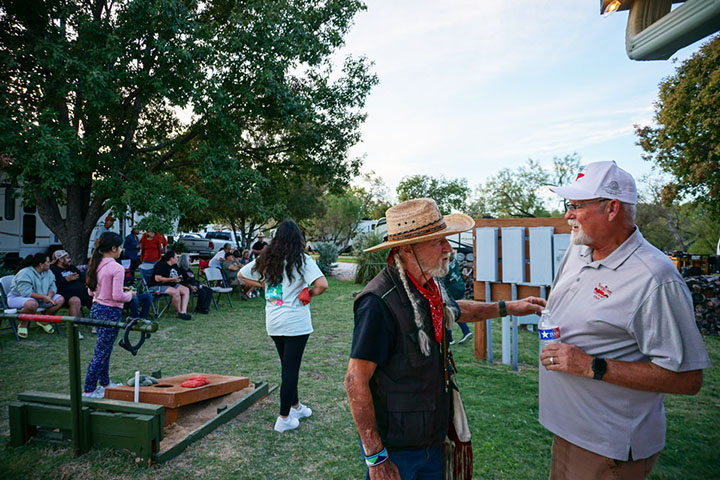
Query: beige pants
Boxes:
[{"xmin": 550, "ymin": 435, "xmax": 660, "ymax": 480}]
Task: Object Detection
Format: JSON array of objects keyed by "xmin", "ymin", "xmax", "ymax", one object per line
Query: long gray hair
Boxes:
[{"xmin": 393, "ymin": 255, "xmax": 456, "ymax": 357}]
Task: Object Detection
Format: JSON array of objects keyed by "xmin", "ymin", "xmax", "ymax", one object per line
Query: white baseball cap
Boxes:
[{"xmin": 549, "ymin": 161, "xmax": 637, "ymax": 204}]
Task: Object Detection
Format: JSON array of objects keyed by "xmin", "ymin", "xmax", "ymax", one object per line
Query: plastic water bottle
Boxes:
[{"xmin": 538, "ymin": 309, "xmax": 561, "ymax": 348}]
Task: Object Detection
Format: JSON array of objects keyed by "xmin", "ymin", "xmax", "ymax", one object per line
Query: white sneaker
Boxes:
[
  {"xmin": 105, "ymin": 382, "xmax": 123, "ymax": 388},
  {"xmin": 290, "ymin": 402, "xmax": 312, "ymax": 420},
  {"xmin": 274, "ymin": 415, "xmax": 300, "ymax": 432},
  {"xmin": 458, "ymin": 332, "xmax": 473, "ymax": 344},
  {"xmin": 83, "ymin": 386, "xmax": 105, "ymax": 399}
]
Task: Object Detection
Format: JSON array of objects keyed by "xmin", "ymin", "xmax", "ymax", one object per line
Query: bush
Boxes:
[
  {"xmin": 316, "ymin": 242, "xmax": 339, "ymax": 276},
  {"xmin": 353, "ymin": 232, "xmax": 387, "ymax": 284},
  {"xmin": 170, "ymin": 240, "xmax": 187, "ymax": 253}
]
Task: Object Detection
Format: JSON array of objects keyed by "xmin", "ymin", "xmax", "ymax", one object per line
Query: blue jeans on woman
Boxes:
[{"xmin": 128, "ymin": 292, "xmax": 152, "ymax": 319}]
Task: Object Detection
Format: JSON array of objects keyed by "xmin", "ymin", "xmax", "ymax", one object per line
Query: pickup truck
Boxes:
[{"xmin": 177, "ymin": 234, "xmax": 215, "ymax": 256}]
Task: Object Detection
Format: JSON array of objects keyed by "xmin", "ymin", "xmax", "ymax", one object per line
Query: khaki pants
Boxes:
[{"xmin": 550, "ymin": 435, "xmax": 660, "ymax": 480}]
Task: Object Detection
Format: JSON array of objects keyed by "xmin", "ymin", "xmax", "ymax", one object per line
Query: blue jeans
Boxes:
[
  {"xmin": 128, "ymin": 292, "xmax": 152, "ymax": 319},
  {"xmin": 363, "ymin": 444, "xmax": 443, "ymax": 480}
]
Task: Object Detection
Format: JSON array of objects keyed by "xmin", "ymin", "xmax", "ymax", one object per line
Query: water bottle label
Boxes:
[{"xmin": 539, "ymin": 327, "xmax": 561, "ymax": 341}]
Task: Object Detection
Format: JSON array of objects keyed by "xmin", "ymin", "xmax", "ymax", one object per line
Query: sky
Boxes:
[{"xmin": 335, "ymin": 0, "xmax": 707, "ymax": 197}]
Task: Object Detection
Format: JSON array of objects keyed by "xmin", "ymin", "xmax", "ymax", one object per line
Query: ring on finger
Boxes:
[{"xmin": 550, "ymin": 356, "xmax": 554, "ymax": 365}]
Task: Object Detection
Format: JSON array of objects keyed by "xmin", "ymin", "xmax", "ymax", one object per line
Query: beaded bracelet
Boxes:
[
  {"xmin": 498, "ymin": 300, "xmax": 507, "ymax": 317},
  {"xmin": 364, "ymin": 447, "xmax": 389, "ymax": 467}
]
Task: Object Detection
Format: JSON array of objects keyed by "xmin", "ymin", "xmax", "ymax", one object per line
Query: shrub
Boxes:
[
  {"xmin": 353, "ymin": 232, "xmax": 387, "ymax": 284},
  {"xmin": 316, "ymin": 242, "xmax": 339, "ymax": 276}
]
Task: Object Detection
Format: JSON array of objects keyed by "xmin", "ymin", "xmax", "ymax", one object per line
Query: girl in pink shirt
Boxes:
[{"xmin": 83, "ymin": 232, "xmax": 135, "ymax": 398}]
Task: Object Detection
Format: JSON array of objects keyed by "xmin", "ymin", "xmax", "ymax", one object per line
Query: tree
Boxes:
[
  {"xmin": 474, "ymin": 155, "xmax": 581, "ymax": 218},
  {"xmin": 0, "ymin": 0, "xmax": 376, "ymax": 261},
  {"xmin": 309, "ymin": 189, "xmax": 365, "ymax": 249},
  {"xmin": 635, "ymin": 34, "xmax": 720, "ymax": 216},
  {"xmin": 396, "ymin": 175, "xmax": 469, "ymax": 215}
]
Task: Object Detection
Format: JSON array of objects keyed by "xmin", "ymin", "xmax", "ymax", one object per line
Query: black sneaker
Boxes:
[
  {"xmin": 194, "ymin": 309, "xmax": 209, "ymax": 315},
  {"xmin": 177, "ymin": 313, "xmax": 192, "ymax": 321}
]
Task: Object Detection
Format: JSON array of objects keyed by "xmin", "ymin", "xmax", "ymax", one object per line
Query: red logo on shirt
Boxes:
[
  {"xmin": 593, "ymin": 283, "xmax": 612, "ymax": 300},
  {"xmin": 575, "ymin": 173, "xmax": 585, "ymax": 181}
]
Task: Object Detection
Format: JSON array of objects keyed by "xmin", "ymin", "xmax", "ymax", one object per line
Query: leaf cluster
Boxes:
[{"xmin": 635, "ymin": 34, "xmax": 720, "ymax": 216}]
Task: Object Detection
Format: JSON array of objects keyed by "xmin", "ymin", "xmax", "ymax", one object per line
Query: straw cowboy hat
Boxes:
[{"xmin": 365, "ymin": 198, "xmax": 474, "ymax": 253}]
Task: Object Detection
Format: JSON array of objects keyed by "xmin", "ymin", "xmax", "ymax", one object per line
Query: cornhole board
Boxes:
[{"xmin": 105, "ymin": 373, "xmax": 249, "ymax": 426}]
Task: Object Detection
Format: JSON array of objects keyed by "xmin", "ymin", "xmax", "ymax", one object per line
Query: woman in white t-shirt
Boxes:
[{"xmin": 238, "ymin": 219, "xmax": 328, "ymax": 432}]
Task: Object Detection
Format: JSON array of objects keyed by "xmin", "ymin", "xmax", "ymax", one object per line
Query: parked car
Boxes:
[
  {"xmin": 204, "ymin": 231, "xmax": 242, "ymax": 254},
  {"xmin": 178, "ymin": 233, "xmax": 215, "ymax": 256}
]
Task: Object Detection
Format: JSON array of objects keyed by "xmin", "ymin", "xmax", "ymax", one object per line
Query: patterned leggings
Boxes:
[{"xmin": 83, "ymin": 303, "xmax": 122, "ymax": 393}]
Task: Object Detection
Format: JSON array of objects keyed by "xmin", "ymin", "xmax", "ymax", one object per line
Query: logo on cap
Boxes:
[
  {"xmin": 575, "ymin": 173, "xmax": 585, "ymax": 181},
  {"xmin": 602, "ymin": 181, "xmax": 622, "ymax": 196}
]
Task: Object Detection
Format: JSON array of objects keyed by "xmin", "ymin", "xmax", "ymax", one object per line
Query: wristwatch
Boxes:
[{"xmin": 591, "ymin": 357, "xmax": 607, "ymax": 380}]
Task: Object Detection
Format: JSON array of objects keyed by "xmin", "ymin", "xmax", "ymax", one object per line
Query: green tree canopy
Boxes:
[
  {"xmin": 471, "ymin": 154, "xmax": 582, "ymax": 218},
  {"xmin": 635, "ymin": 34, "xmax": 720, "ymax": 216},
  {"xmin": 396, "ymin": 175, "xmax": 469, "ymax": 215},
  {"xmin": 0, "ymin": 0, "xmax": 376, "ymax": 261}
]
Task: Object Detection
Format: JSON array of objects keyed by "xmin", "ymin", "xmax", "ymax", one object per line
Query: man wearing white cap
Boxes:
[
  {"xmin": 540, "ymin": 161, "xmax": 711, "ymax": 479},
  {"xmin": 344, "ymin": 198, "xmax": 546, "ymax": 479}
]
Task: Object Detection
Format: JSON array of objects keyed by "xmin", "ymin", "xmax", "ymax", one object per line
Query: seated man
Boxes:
[
  {"xmin": 149, "ymin": 251, "xmax": 192, "ymax": 320},
  {"xmin": 221, "ymin": 251, "xmax": 241, "ymax": 287},
  {"xmin": 50, "ymin": 250, "xmax": 92, "ymax": 317},
  {"xmin": 209, "ymin": 243, "xmax": 232, "ymax": 269},
  {"xmin": 7, "ymin": 252, "xmax": 65, "ymax": 338}
]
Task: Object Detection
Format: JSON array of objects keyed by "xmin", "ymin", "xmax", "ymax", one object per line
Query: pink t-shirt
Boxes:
[{"xmin": 89, "ymin": 257, "xmax": 132, "ymax": 308}]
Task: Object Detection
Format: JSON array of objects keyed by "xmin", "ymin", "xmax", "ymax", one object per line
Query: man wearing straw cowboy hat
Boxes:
[{"xmin": 344, "ymin": 198, "xmax": 546, "ymax": 479}]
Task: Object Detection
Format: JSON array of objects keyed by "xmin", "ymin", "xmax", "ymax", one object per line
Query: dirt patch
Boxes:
[{"xmin": 159, "ymin": 384, "xmax": 255, "ymax": 451}]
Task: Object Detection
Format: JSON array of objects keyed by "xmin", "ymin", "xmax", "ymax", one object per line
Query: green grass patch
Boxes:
[{"xmin": 0, "ymin": 278, "xmax": 717, "ymax": 479}]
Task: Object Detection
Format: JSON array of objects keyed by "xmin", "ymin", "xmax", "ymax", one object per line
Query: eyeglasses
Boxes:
[{"xmin": 564, "ymin": 199, "xmax": 610, "ymax": 212}]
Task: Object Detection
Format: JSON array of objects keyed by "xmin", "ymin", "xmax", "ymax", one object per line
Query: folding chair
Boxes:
[
  {"xmin": 204, "ymin": 267, "xmax": 234, "ymax": 309},
  {"xmin": 0, "ymin": 275, "xmax": 20, "ymax": 341},
  {"xmin": 138, "ymin": 264, "xmax": 172, "ymax": 319}
]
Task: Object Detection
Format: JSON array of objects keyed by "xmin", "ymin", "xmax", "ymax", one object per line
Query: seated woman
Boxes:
[
  {"xmin": 149, "ymin": 250, "xmax": 192, "ymax": 320},
  {"xmin": 177, "ymin": 254, "xmax": 213, "ymax": 314},
  {"xmin": 7, "ymin": 252, "xmax": 66, "ymax": 338}
]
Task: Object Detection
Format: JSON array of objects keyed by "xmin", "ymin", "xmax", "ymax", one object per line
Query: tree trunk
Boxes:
[{"xmin": 34, "ymin": 186, "xmax": 108, "ymax": 265}]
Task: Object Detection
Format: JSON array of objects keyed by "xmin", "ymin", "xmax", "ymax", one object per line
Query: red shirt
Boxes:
[{"xmin": 140, "ymin": 236, "xmax": 163, "ymax": 262}]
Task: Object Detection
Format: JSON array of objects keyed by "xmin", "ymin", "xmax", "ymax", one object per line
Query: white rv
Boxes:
[
  {"xmin": 0, "ymin": 183, "xmax": 178, "ymax": 263},
  {"xmin": 0, "ymin": 184, "xmax": 63, "ymax": 261}
]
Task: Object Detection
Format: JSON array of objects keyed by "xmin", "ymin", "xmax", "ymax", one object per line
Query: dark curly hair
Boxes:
[{"xmin": 253, "ymin": 219, "xmax": 306, "ymax": 286}]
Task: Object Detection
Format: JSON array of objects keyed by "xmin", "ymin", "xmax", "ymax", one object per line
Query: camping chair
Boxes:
[
  {"xmin": 204, "ymin": 267, "xmax": 234, "ymax": 310},
  {"xmin": 0, "ymin": 275, "xmax": 20, "ymax": 342},
  {"xmin": 197, "ymin": 258, "xmax": 210, "ymax": 283},
  {"xmin": 138, "ymin": 264, "xmax": 172, "ymax": 319}
]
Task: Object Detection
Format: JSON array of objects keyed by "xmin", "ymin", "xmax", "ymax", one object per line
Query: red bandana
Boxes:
[
  {"xmin": 387, "ymin": 248, "xmax": 445, "ymax": 343},
  {"xmin": 407, "ymin": 273, "xmax": 445, "ymax": 344}
]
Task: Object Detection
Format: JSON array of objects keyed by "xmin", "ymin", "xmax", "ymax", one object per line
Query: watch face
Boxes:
[{"xmin": 593, "ymin": 358, "xmax": 607, "ymax": 379}]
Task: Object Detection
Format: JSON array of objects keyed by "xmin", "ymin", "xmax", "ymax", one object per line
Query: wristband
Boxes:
[
  {"xmin": 498, "ymin": 300, "xmax": 507, "ymax": 317},
  {"xmin": 363, "ymin": 447, "xmax": 389, "ymax": 467}
]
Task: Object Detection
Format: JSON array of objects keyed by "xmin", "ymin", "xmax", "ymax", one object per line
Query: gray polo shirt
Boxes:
[{"xmin": 539, "ymin": 228, "xmax": 711, "ymax": 461}]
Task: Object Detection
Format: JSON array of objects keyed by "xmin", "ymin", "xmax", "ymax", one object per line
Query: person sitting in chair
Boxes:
[
  {"xmin": 177, "ymin": 254, "xmax": 213, "ymax": 314},
  {"xmin": 222, "ymin": 251, "xmax": 242, "ymax": 287},
  {"xmin": 149, "ymin": 251, "xmax": 192, "ymax": 321},
  {"xmin": 8, "ymin": 252, "xmax": 65, "ymax": 338},
  {"xmin": 50, "ymin": 250, "xmax": 92, "ymax": 318}
]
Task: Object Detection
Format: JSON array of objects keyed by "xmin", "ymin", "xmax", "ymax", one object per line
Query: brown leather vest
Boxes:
[{"xmin": 354, "ymin": 266, "xmax": 451, "ymax": 449}]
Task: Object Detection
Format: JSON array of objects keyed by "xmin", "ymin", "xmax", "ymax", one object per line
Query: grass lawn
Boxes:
[{"xmin": 0, "ymin": 277, "xmax": 718, "ymax": 479}]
